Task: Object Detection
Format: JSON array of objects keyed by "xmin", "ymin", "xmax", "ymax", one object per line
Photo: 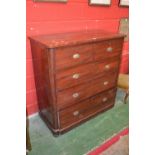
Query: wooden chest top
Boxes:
[{"xmin": 29, "ymin": 30, "xmax": 125, "ymax": 48}]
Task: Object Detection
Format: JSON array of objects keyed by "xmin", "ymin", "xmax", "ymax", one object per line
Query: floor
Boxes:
[
  {"xmin": 28, "ymin": 89, "xmax": 129, "ymax": 155},
  {"xmin": 99, "ymin": 135, "xmax": 129, "ymax": 155}
]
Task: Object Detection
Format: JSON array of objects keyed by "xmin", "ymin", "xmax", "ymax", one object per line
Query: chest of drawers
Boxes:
[{"xmin": 29, "ymin": 30, "xmax": 125, "ymax": 135}]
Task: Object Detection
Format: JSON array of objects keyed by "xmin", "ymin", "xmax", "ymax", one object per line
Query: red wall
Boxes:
[{"xmin": 26, "ymin": 0, "xmax": 129, "ymax": 115}]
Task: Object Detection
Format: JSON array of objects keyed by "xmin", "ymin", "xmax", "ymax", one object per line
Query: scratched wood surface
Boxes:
[{"xmin": 29, "ymin": 30, "xmax": 125, "ymax": 48}]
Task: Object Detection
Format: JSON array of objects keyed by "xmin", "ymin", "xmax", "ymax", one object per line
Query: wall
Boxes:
[{"xmin": 26, "ymin": 0, "xmax": 129, "ymax": 115}]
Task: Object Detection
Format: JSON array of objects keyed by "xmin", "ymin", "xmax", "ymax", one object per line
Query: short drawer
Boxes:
[
  {"xmin": 93, "ymin": 38, "xmax": 124, "ymax": 61},
  {"xmin": 56, "ymin": 58, "xmax": 120, "ymax": 91},
  {"xmin": 90, "ymin": 88, "xmax": 116, "ymax": 107},
  {"xmin": 55, "ymin": 43, "xmax": 93, "ymax": 70},
  {"xmin": 56, "ymin": 63, "xmax": 95, "ymax": 91},
  {"xmin": 94, "ymin": 58, "xmax": 120, "ymax": 76},
  {"xmin": 57, "ymin": 72, "xmax": 117, "ymax": 109},
  {"xmin": 59, "ymin": 89, "xmax": 116, "ymax": 129}
]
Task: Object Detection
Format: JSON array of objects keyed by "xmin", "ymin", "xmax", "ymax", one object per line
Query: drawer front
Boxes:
[
  {"xmin": 56, "ymin": 63, "xmax": 95, "ymax": 91},
  {"xmin": 56, "ymin": 58, "xmax": 120, "ymax": 91},
  {"xmin": 94, "ymin": 38, "xmax": 124, "ymax": 61},
  {"xmin": 59, "ymin": 89, "xmax": 116, "ymax": 129},
  {"xmin": 55, "ymin": 43, "xmax": 93, "ymax": 70},
  {"xmin": 57, "ymin": 72, "xmax": 117, "ymax": 109},
  {"xmin": 94, "ymin": 58, "xmax": 120, "ymax": 76}
]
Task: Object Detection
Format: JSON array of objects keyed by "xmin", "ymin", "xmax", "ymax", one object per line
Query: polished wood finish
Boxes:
[
  {"xmin": 56, "ymin": 57, "xmax": 120, "ymax": 91},
  {"xmin": 55, "ymin": 43, "xmax": 93, "ymax": 70},
  {"xmin": 93, "ymin": 38, "xmax": 123, "ymax": 61},
  {"xmin": 59, "ymin": 88, "xmax": 116, "ymax": 129},
  {"xmin": 29, "ymin": 30, "xmax": 125, "ymax": 135},
  {"xmin": 57, "ymin": 72, "xmax": 117, "ymax": 110},
  {"xmin": 30, "ymin": 30, "xmax": 124, "ymax": 48}
]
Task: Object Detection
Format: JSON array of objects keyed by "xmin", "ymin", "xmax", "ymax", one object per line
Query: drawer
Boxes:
[
  {"xmin": 94, "ymin": 38, "xmax": 124, "ymax": 61},
  {"xmin": 59, "ymin": 89, "xmax": 116, "ymax": 129},
  {"xmin": 90, "ymin": 88, "xmax": 116, "ymax": 107},
  {"xmin": 55, "ymin": 43, "xmax": 93, "ymax": 70},
  {"xmin": 56, "ymin": 58, "xmax": 120, "ymax": 91},
  {"xmin": 94, "ymin": 58, "xmax": 120, "ymax": 76},
  {"xmin": 56, "ymin": 63, "xmax": 95, "ymax": 91},
  {"xmin": 57, "ymin": 72, "xmax": 117, "ymax": 109}
]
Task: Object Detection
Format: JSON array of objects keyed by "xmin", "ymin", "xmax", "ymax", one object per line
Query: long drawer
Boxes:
[
  {"xmin": 57, "ymin": 72, "xmax": 117, "ymax": 109},
  {"xmin": 59, "ymin": 88, "xmax": 116, "ymax": 129},
  {"xmin": 56, "ymin": 58, "xmax": 120, "ymax": 91}
]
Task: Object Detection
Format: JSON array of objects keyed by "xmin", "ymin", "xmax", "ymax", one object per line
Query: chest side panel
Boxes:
[{"xmin": 30, "ymin": 40, "xmax": 58, "ymax": 129}]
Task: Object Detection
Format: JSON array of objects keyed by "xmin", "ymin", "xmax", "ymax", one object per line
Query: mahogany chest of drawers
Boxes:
[{"xmin": 29, "ymin": 30, "xmax": 125, "ymax": 135}]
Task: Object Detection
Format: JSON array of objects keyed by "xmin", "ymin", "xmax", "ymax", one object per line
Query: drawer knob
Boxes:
[
  {"xmin": 72, "ymin": 73, "xmax": 80, "ymax": 79},
  {"xmin": 72, "ymin": 93, "xmax": 79, "ymax": 98},
  {"xmin": 102, "ymin": 97, "xmax": 108, "ymax": 102},
  {"xmin": 106, "ymin": 47, "xmax": 113, "ymax": 52},
  {"xmin": 105, "ymin": 64, "xmax": 110, "ymax": 69},
  {"xmin": 73, "ymin": 53, "xmax": 80, "ymax": 59},
  {"xmin": 73, "ymin": 110, "xmax": 79, "ymax": 116},
  {"xmin": 104, "ymin": 81, "xmax": 109, "ymax": 85}
]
